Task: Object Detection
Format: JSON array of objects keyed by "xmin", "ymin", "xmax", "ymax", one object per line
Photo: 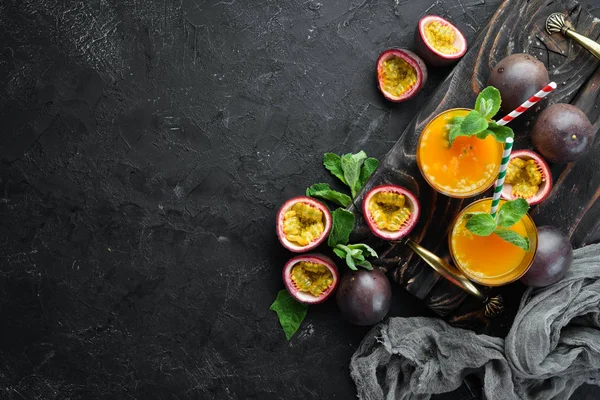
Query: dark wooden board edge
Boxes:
[{"xmin": 350, "ymin": 0, "xmax": 600, "ymax": 336}]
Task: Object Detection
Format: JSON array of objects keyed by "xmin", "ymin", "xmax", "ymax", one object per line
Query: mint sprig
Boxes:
[
  {"xmin": 464, "ymin": 198, "xmax": 530, "ymax": 250},
  {"xmin": 320, "ymin": 152, "xmax": 379, "ymax": 199},
  {"xmin": 273, "ymin": 150, "xmax": 380, "ymax": 340},
  {"xmin": 306, "ymin": 183, "xmax": 352, "ymax": 207},
  {"xmin": 328, "ymin": 208, "xmax": 355, "ymax": 247},
  {"xmin": 447, "ymin": 86, "xmax": 515, "ymax": 146},
  {"xmin": 270, "ymin": 289, "xmax": 308, "ymax": 340},
  {"xmin": 474, "ymin": 86, "xmax": 501, "ymax": 119},
  {"xmin": 328, "ymin": 208, "xmax": 377, "ymax": 270}
]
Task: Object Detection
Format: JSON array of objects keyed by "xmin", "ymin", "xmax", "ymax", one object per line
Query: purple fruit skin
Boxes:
[
  {"xmin": 531, "ymin": 104, "xmax": 595, "ymax": 163},
  {"xmin": 487, "ymin": 53, "xmax": 549, "ymax": 112},
  {"xmin": 520, "ymin": 226, "xmax": 573, "ymax": 287},
  {"xmin": 336, "ymin": 269, "xmax": 391, "ymax": 326}
]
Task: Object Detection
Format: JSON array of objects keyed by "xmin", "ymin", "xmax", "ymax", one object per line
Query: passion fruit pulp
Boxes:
[
  {"xmin": 501, "ymin": 150, "xmax": 552, "ymax": 206},
  {"xmin": 276, "ymin": 196, "xmax": 332, "ymax": 253},
  {"xmin": 531, "ymin": 103, "xmax": 595, "ymax": 163},
  {"xmin": 415, "ymin": 15, "xmax": 467, "ymax": 66},
  {"xmin": 376, "ymin": 49, "xmax": 427, "ymax": 102},
  {"xmin": 487, "ymin": 53, "xmax": 549, "ymax": 112},
  {"xmin": 283, "ymin": 254, "xmax": 339, "ymax": 304},
  {"xmin": 362, "ymin": 184, "xmax": 420, "ymax": 241}
]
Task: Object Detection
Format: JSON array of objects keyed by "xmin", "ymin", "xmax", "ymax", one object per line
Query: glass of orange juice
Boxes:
[
  {"xmin": 417, "ymin": 108, "xmax": 504, "ymax": 198},
  {"xmin": 448, "ymin": 198, "xmax": 538, "ymax": 286}
]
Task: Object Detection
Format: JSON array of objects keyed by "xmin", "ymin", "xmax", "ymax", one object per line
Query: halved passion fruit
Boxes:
[
  {"xmin": 501, "ymin": 150, "xmax": 553, "ymax": 206},
  {"xmin": 415, "ymin": 15, "xmax": 467, "ymax": 66},
  {"xmin": 276, "ymin": 196, "xmax": 332, "ymax": 253},
  {"xmin": 283, "ymin": 254, "xmax": 339, "ymax": 304},
  {"xmin": 362, "ymin": 184, "xmax": 420, "ymax": 241},
  {"xmin": 376, "ymin": 49, "xmax": 427, "ymax": 102}
]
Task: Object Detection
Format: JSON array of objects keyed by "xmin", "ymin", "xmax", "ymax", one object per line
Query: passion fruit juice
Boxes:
[
  {"xmin": 449, "ymin": 198, "xmax": 538, "ymax": 286},
  {"xmin": 417, "ymin": 108, "xmax": 503, "ymax": 197}
]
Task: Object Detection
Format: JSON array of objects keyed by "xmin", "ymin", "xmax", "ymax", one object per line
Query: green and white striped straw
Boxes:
[{"xmin": 490, "ymin": 137, "xmax": 514, "ymax": 217}]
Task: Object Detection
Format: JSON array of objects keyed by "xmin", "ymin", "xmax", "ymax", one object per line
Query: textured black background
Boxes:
[{"xmin": 1, "ymin": 0, "xmax": 599, "ymax": 399}]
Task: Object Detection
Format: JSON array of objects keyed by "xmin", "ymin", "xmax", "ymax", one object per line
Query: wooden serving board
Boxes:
[{"xmin": 350, "ymin": 0, "xmax": 600, "ymax": 336}]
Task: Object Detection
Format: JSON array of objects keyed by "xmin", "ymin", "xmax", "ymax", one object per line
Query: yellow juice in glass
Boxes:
[
  {"xmin": 417, "ymin": 108, "xmax": 503, "ymax": 198},
  {"xmin": 449, "ymin": 198, "xmax": 538, "ymax": 286}
]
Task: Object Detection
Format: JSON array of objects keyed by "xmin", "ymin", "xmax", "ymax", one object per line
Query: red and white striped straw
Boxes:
[{"xmin": 496, "ymin": 82, "xmax": 557, "ymax": 126}]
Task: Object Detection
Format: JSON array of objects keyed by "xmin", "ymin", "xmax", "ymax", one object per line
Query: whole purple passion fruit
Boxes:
[
  {"xmin": 487, "ymin": 53, "xmax": 549, "ymax": 112},
  {"xmin": 376, "ymin": 49, "xmax": 427, "ymax": 102},
  {"xmin": 362, "ymin": 184, "xmax": 420, "ymax": 241},
  {"xmin": 531, "ymin": 103, "xmax": 595, "ymax": 163},
  {"xmin": 415, "ymin": 15, "xmax": 467, "ymax": 66},
  {"xmin": 283, "ymin": 253, "xmax": 339, "ymax": 304},
  {"xmin": 336, "ymin": 268, "xmax": 391, "ymax": 325},
  {"xmin": 276, "ymin": 196, "xmax": 332, "ymax": 253},
  {"xmin": 501, "ymin": 149, "xmax": 553, "ymax": 206},
  {"xmin": 520, "ymin": 226, "xmax": 573, "ymax": 287}
]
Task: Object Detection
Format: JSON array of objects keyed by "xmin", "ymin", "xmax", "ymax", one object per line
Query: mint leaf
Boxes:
[
  {"xmin": 328, "ymin": 208, "xmax": 355, "ymax": 247},
  {"xmin": 347, "ymin": 243, "xmax": 378, "ymax": 258},
  {"xmin": 494, "ymin": 228, "xmax": 530, "ymax": 251},
  {"xmin": 465, "ymin": 213, "xmax": 496, "ymax": 236},
  {"xmin": 333, "ymin": 247, "xmax": 346, "ymax": 259},
  {"xmin": 323, "ymin": 153, "xmax": 347, "ymax": 185},
  {"xmin": 358, "ymin": 158, "xmax": 379, "ymax": 192},
  {"xmin": 356, "ymin": 260, "xmax": 373, "ymax": 270},
  {"xmin": 334, "ymin": 243, "xmax": 377, "ymax": 271},
  {"xmin": 475, "ymin": 87, "xmax": 501, "ymax": 119},
  {"xmin": 306, "ymin": 183, "xmax": 352, "ymax": 207},
  {"xmin": 476, "ymin": 129, "xmax": 493, "ymax": 139},
  {"xmin": 448, "ymin": 116, "xmax": 466, "ymax": 145},
  {"xmin": 346, "ymin": 251, "xmax": 357, "ymax": 270},
  {"xmin": 270, "ymin": 290, "xmax": 308, "ymax": 340},
  {"xmin": 461, "ymin": 110, "xmax": 489, "ymax": 135},
  {"xmin": 448, "ymin": 111, "xmax": 488, "ymax": 146},
  {"xmin": 497, "ymin": 198, "xmax": 529, "ymax": 228},
  {"xmin": 487, "ymin": 121, "xmax": 514, "ymax": 143},
  {"xmin": 341, "ymin": 151, "xmax": 368, "ymax": 198}
]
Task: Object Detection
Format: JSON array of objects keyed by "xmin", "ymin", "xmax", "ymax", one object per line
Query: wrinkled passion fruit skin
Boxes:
[
  {"xmin": 520, "ymin": 226, "xmax": 573, "ymax": 287},
  {"xmin": 487, "ymin": 54, "xmax": 549, "ymax": 112},
  {"xmin": 415, "ymin": 15, "xmax": 467, "ymax": 66},
  {"xmin": 283, "ymin": 253, "xmax": 339, "ymax": 304},
  {"xmin": 531, "ymin": 104, "xmax": 595, "ymax": 163},
  {"xmin": 376, "ymin": 49, "xmax": 427, "ymax": 103},
  {"xmin": 336, "ymin": 269, "xmax": 391, "ymax": 325}
]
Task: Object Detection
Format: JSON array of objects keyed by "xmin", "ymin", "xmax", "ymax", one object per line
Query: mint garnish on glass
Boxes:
[
  {"xmin": 448, "ymin": 86, "xmax": 515, "ymax": 146},
  {"xmin": 465, "ymin": 198, "xmax": 530, "ymax": 250}
]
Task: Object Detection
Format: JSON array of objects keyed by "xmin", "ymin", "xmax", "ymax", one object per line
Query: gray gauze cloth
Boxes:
[{"xmin": 350, "ymin": 243, "xmax": 600, "ymax": 400}]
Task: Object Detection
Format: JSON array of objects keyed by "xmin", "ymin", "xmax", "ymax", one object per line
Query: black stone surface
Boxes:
[{"xmin": 1, "ymin": 0, "xmax": 599, "ymax": 399}]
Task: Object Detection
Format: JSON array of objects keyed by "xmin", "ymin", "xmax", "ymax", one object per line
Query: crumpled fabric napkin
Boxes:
[{"xmin": 350, "ymin": 243, "xmax": 600, "ymax": 400}]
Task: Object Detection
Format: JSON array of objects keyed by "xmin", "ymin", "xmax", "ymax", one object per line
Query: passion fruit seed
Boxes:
[
  {"xmin": 505, "ymin": 157, "xmax": 543, "ymax": 200},
  {"xmin": 381, "ymin": 57, "xmax": 418, "ymax": 98},
  {"xmin": 368, "ymin": 191, "xmax": 411, "ymax": 232},
  {"xmin": 424, "ymin": 21, "xmax": 458, "ymax": 54},
  {"xmin": 283, "ymin": 203, "xmax": 325, "ymax": 246},
  {"xmin": 290, "ymin": 261, "xmax": 333, "ymax": 297}
]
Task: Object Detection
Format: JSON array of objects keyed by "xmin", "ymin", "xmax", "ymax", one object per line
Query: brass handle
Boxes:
[
  {"xmin": 546, "ymin": 12, "xmax": 600, "ymax": 60},
  {"xmin": 403, "ymin": 238, "xmax": 485, "ymax": 300},
  {"xmin": 397, "ymin": 238, "xmax": 504, "ymax": 317}
]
